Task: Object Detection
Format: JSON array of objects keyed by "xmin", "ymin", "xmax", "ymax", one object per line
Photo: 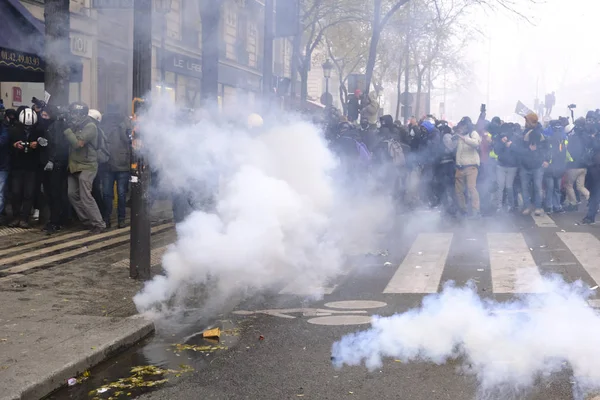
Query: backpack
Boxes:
[
  {"xmin": 374, "ymin": 138, "xmax": 405, "ymax": 167},
  {"xmin": 355, "ymin": 139, "xmax": 372, "ymax": 165},
  {"xmin": 95, "ymin": 126, "xmax": 110, "ymax": 164}
]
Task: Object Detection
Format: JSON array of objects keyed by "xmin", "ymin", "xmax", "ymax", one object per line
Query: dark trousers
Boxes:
[
  {"xmin": 11, "ymin": 170, "xmax": 37, "ymax": 221},
  {"xmin": 437, "ymin": 162, "xmax": 457, "ymax": 214},
  {"xmin": 585, "ymin": 166, "xmax": 600, "ymax": 221},
  {"xmin": 102, "ymin": 171, "xmax": 129, "ymax": 223},
  {"xmin": 43, "ymin": 166, "xmax": 69, "ymax": 226}
]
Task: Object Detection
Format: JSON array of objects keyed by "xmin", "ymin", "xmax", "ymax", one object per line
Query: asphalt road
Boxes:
[{"xmin": 133, "ymin": 209, "xmax": 600, "ymax": 400}]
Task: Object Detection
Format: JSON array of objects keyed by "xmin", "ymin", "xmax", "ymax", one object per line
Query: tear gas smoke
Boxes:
[
  {"xmin": 133, "ymin": 99, "xmax": 393, "ymax": 321},
  {"xmin": 332, "ymin": 275, "xmax": 600, "ymax": 398}
]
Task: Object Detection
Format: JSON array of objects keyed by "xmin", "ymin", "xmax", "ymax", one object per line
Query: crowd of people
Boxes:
[
  {"xmin": 322, "ymin": 92, "xmax": 600, "ymax": 224},
  {"xmin": 0, "ymin": 98, "xmax": 131, "ymax": 234}
]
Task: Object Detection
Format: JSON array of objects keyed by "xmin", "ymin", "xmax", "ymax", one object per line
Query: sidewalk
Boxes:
[{"xmin": 0, "ymin": 202, "xmax": 176, "ymax": 400}]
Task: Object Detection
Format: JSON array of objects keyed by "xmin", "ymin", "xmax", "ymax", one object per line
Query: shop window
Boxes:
[{"xmin": 97, "ymin": 57, "xmax": 128, "ymax": 115}]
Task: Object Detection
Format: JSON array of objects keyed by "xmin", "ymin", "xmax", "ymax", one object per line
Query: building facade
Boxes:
[{"xmin": 0, "ymin": 0, "xmax": 290, "ymax": 116}]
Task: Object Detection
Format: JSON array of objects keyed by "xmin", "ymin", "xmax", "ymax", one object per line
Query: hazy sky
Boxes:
[{"xmin": 445, "ymin": 0, "xmax": 600, "ymax": 122}]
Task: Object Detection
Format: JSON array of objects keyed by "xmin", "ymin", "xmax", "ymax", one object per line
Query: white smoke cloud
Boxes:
[
  {"xmin": 332, "ymin": 276, "xmax": 600, "ymax": 399},
  {"xmin": 133, "ymin": 99, "xmax": 393, "ymax": 320}
]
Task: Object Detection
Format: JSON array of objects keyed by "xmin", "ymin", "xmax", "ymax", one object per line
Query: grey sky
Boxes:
[{"xmin": 444, "ymin": 0, "xmax": 600, "ymax": 122}]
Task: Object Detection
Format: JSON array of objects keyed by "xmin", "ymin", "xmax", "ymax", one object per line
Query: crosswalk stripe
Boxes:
[
  {"xmin": 531, "ymin": 213, "xmax": 557, "ymax": 228},
  {"xmin": 383, "ymin": 233, "xmax": 452, "ymax": 294},
  {"xmin": 557, "ymin": 232, "xmax": 600, "ymax": 286},
  {"xmin": 487, "ymin": 233, "xmax": 544, "ymax": 293},
  {"xmin": 0, "ymin": 229, "xmax": 91, "ymax": 257},
  {"xmin": 0, "ymin": 223, "xmax": 174, "ymax": 275}
]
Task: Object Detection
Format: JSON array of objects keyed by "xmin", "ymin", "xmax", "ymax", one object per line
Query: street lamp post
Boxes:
[
  {"xmin": 155, "ymin": 0, "xmax": 172, "ymax": 92},
  {"xmin": 322, "ymin": 59, "xmax": 333, "ymax": 107}
]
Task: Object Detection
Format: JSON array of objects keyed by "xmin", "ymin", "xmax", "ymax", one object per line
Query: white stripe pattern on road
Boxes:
[
  {"xmin": 531, "ymin": 213, "xmax": 557, "ymax": 228},
  {"xmin": 383, "ymin": 233, "xmax": 453, "ymax": 294},
  {"xmin": 487, "ymin": 233, "xmax": 544, "ymax": 293},
  {"xmin": 557, "ymin": 232, "xmax": 600, "ymax": 286}
]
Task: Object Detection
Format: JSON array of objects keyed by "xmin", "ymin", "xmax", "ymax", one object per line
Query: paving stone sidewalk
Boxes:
[{"xmin": 0, "ymin": 202, "xmax": 175, "ymax": 400}]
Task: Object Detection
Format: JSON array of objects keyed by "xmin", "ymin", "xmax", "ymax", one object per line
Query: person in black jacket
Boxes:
[
  {"xmin": 8, "ymin": 108, "xmax": 44, "ymax": 228},
  {"xmin": 347, "ymin": 90, "xmax": 361, "ymax": 123},
  {"xmin": 582, "ymin": 129, "xmax": 600, "ymax": 224},
  {"xmin": 564, "ymin": 118, "xmax": 591, "ymax": 211},
  {"xmin": 493, "ymin": 125, "xmax": 519, "ymax": 212},
  {"xmin": 40, "ymin": 106, "xmax": 70, "ymax": 233},
  {"xmin": 508, "ymin": 113, "xmax": 549, "ymax": 216},
  {"xmin": 543, "ymin": 121, "xmax": 568, "ymax": 214},
  {"xmin": 0, "ymin": 111, "xmax": 13, "ymax": 225}
]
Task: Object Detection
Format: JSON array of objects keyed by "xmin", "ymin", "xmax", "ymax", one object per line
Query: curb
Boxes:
[{"xmin": 9, "ymin": 316, "xmax": 154, "ymax": 400}]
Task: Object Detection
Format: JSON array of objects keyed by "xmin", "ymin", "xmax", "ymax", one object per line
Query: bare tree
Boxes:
[{"xmin": 296, "ymin": 0, "xmax": 364, "ymax": 102}]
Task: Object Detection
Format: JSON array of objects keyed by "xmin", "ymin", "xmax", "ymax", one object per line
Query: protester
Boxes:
[
  {"xmin": 63, "ymin": 102, "xmax": 106, "ymax": 233},
  {"xmin": 8, "ymin": 108, "xmax": 42, "ymax": 228},
  {"xmin": 40, "ymin": 105, "xmax": 70, "ymax": 234},
  {"xmin": 454, "ymin": 117, "xmax": 482, "ymax": 218},
  {"xmin": 100, "ymin": 107, "xmax": 131, "ymax": 229},
  {"xmin": 0, "ymin": 110, "xmax": 13, "ymax": 225}
]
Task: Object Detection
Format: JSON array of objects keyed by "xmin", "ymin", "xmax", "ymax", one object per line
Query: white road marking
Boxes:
[
  {"xmin": 540, "ymin": 261, "xmax": 577, "ymax": 267},
  {"xmin": 383, "ymin": 233, "xmax": 453, "ymax": 294},
  {"xmin": 488, "ymin": 233, "xmax": 544, "ymax": 293},
  {"xmin": 531, "ymin": 213, "xmax": 557, "ymax": 228},
  {"xmin": 324, "ymin": 300, "xmax": 387, "ymax": 309},
  {"xmin": 557, "ymin": 232, "xmax": 600, "ymax": 286},
  {"xmin": 307, "ymin": 315, "xmax": 372, "ymax": 326}
]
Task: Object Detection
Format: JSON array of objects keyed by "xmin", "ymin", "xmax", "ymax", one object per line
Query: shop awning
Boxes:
[{"xmin": 0, "ymin": 0, "xmax": 82, "ymax": 83}]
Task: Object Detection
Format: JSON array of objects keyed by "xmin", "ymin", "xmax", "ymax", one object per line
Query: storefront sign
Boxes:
[
  {"xmin": 160, "ymin": 50, "xmax": 202, "ymax": 79},
  {"xmin": 12, "ymin": 87, "xmax": 22, "ymax": 103},
  {"xmin": 91, "ymin": 0, "xmax": 150, "ymax": 8},
  {"xmin": 0, "ymin": 48, "xmax": 43, "ymax": 72},
  {"xmin": 70, "ymin": 34, "xmax": 92, "ymax": 58}
]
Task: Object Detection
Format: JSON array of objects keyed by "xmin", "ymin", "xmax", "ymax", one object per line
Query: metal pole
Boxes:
[
  {"xmin": 262, "ymin": 0, "xmax": 274, "ymax": 102},
  {"xmin": 325, "ymin": 77, "xmax": 329, "ymax": 106},
  {"xmin": 160, "ymin": 10, "xmax": 166, "ymax": 89},
  {"xmin": 289, "ymin": 0, "xmax": 301, "ymax": 102},
  {"xmin": 403, "ymin": 1, "xmax": 411, "ymax": 125},
  {"xmin": 130, "ymin": 0, "xmax": 152, "ymax": 280}
]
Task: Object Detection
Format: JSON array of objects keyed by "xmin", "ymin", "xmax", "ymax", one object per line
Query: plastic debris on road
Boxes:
[
  {"xmin": 202, "ymin": 327, "xmax": 221, "ymax": 340},
  {"xmin": 415, "ymin": 266, "xmax": 422, "ymax": 269},
  {"xmin": 383, "ymin": 262, "xmax": 392, "ymax": 266},
  {"xmin": 67, "ymin": 378, "xmax": 77, "ymax": 386},
  {"xmin": 477, "ymin": 269, "xmax": 484, "ymax": 272},
  {"xmin": 592, "ymin": 286, "xmax": 599, "ymax": 290},
  {"xmin": 259, "ymin": 335, "xmax": 265, "ymax": 341}
]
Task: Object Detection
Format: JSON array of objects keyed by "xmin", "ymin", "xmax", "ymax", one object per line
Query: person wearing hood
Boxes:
[
  {"xmin": 360, "ymin": 92, "xmax": 380, "ymax": 127},
  {"xmin": 347, "ymin": 90, "xmax": 361, "ymax": 123},
  {"xmin": 419, "ymin": 119, "xmax": 442, "ymax": 207},
  {"xmin": 564, "ymin": 118, "xmax": 591, "ymax": 211},
  {"xmin": 436, "ymin": 120, "xmax": 457, "ymax": 215},
  {"xmin": 543, "ymin": 120, "xmax": 569, "ymax": 214},
  {"xmin": 493, "ymin": 124, "xmax": 519, "ymax": 213},
  {"xmin": 39, "ymin": 106, "xmax": 70, "ymax": 234},
  {"xmin": 508, "ymin": 112, "xmax": 548, "ymax": 216},
  {"xmin": 453, "ymin": 116, "xmax": 482, "ymax": 217}
]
